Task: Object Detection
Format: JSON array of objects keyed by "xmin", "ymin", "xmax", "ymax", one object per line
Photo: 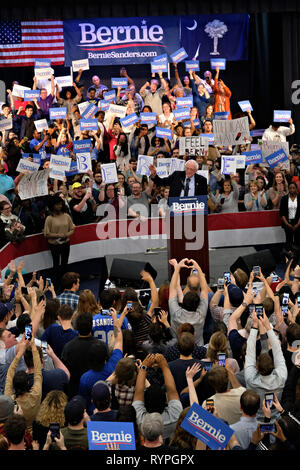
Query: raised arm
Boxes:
[
  {"xmin": 155, "ymin": 354, "xmax": 180, "ymax": 402},
  {"xmin": 140, "ymin": 270, "xmax": 159, "ymax": 316}
]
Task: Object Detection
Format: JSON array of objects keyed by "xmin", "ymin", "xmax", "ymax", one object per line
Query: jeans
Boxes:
[{"xmin": 49, "ymin": 241, "xmax": 70, "ymax": 287}]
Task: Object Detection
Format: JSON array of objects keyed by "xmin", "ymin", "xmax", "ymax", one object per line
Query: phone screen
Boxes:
[
  {"xmin": 153, "ymin": 307, "xmax": 161, "ymax": 318},
  {"xmin": 253, "ymin": 266, "xmax": 260, "ymax": 276},
  {"xmin": 260, "ymin": 423, "xmax": 275, "ymax": 433},
  {"xmin": 218, "ymin": 353, "xmax": 226, "ymax": 367},
  {"xmin": 127, "ymin": 302, "xmax": 132, "ymax": 311},
  {"xmin": 282, "ymin": 293, "xmax": 289, "ymax": 305},
  {"xmin": 49, "ymin": 422, "xmax": 60, "ymax": 441},
  {"xmin": 25, "ymin": 325, "xmax": 32, "ymax": 340},
  {"xmin": 223, "ymin": 272, "xmax": 231, "ymax": 284},
  {"xmin": 201, "ymin": 361, "xmax": 213, "ymax": 372},
  {"xmin": 282, "ymin": 305, "xmax": 288, "ymax": 316},
  {"xmin": 265, "ymin": 393, "xmax": 274, "ymax": 408},
  {"xmin": 255, "ymin": 305, "xmax": 263, "ymax": 318},
  {"xmin": 217, "ymin": 278, "xmax": 225, "ymax": 290},
  {"xmin": 46, "ymin": 278, "xmax": 51, "ymax": 287},
  {"xmin": 297, "ymin": 295, "xmax": 300, "ymax": 308}
]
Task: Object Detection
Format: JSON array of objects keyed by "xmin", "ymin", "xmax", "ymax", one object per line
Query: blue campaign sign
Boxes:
[
  {"xmin": 265, "ymin": 148, "xmax": 289, "ymax": 168},
  {"xmin": 250, "ymin": 129, "xmax": 265, "ymax": 137},
  {"xmin": 80, "ymin": 118, "xmax": 98, "ymax": 131},
  {"xmin": 173, "ymin": 107, "xmax": 191, "ymax": 121},
  {"xmin": 193, "ymin": 118, "xmax": 201, "ymax": 128},
  {"xmin": 176, "ymin": 96, "xmax": 193, "ymax": 108},
  {"xmin": 273, "ymin": 110, "xmax": 291, "ymax": 123},
  {"xmin": 24, "ymin": 90, "xmax": 40, "ymax": 100},
  {"xmin": 185, "ymin": 60, "xmax": 200, "ymax": 71},
  {"xmin": 65, "ymin": 160, "xmax": 79, "ymax": 177},
  {"xmin": 99, "ymin": 100, "xmax": 110, "ymax": 111},
  {"xmin": 73, "ymin": 139, "xmax": 92, "ymax": 153},
  {"xmin": 210, "ymin": 58, "xmax": 226, "ymax": 70},
  {"xmin": 156, "ymin": 127, "xmax": 172, "ymax": 140},
  {"xmin": 120, "ymin": 113, "xmax": 139, "ymax": 127},
  {"xmin": 201, "ymin": 133, "xmax": 214, "ymax": 144},
  {"xmin": 169, "ymin": 196, "xmax": 208, "ymax": 217},
  {"xmin": 170, "ymin": 47, "xmax": 188, "ymax": 63},
  {"xmin": 111, "ymin": 77, "xmax": 128, "ymax": 88},
  {"xmin": 152, "ymin": 53, "xmax": 168, "ymax": 63},
  {"xmin": 140, "ymin": 112, "xmax": 157, "ymax": 125},
  {"xmin": 151, "ymin": 60, "xmax": 168, "ymax": 73},
  {"xmin": 103, "ymin": 90, "xmax": 116, "ymax": 102},
  {"xmin": 34, "ymin": 58, "xmax": 51, "ymax": 68},
  {"xmin": 49, "ymin": 107, "xmax": 67, "ymax": 120},
  {"xmin": 238, "ymin": 100, "xmax": 253, "ymax": 112},
  {"xmin": 22, "ymin": 153, "xmax": 41, "ymax": 165},
  {"xmin": 214, "ymin": 112, "xmax": 229, "ymax": 120},
  {"xmin": 87, "ymin": 421, "xmax": 136, "ymax": 450},
  {"xmin": 242, "ymin": 149, "xmax": 263, "ymax": 165},
  {"xmin": 81, "ymin": 103, "xmax": 98, "ymax": 119},
  {"xmin": 180, "ymin": 402, "xmax": 233, "ymax": 450},
  {"xmin": 180, "ymin": 14, "xmax": 249, "ymax": 62},
  {"xmin": 64, "ymin": 16, "xmax": 180, "ymax": 66}
]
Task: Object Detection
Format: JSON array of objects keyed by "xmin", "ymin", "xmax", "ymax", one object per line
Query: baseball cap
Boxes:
[
  {"xmin": 64, "ymin": 395, "xmax": 86, "ymax": 425},
  {"xmin": 91, "ymin": 380, "xmax": 110, "ymax": 404},
  {"xmin": 227, "ymin": 284, "xmax": 244, "ymax": 308},
  {"xmin": 0, "ymin": 395, "xmax": 14, "ymax": 422},
  {"xmin": 0, "ymin": 302, "xmax": 14, "ymax": 321},
  {"xmin": 72, "ymin": 182, "xmax": 82, "ymax": 189}
]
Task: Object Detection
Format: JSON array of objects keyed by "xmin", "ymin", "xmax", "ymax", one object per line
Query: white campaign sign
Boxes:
[
  {"xmin": 108, "ymin": 103, "xmax": 127, "ymax": 118},
  {"xmin": 12, "ymin": 84, "xmax": 30, "ymax": 98},
  {"xmin": 137, "ymin": 155, "xmax": 153, "ymax": 176},
  {"xmin": 169, "ymin": 158, "xmax": 185, "ymax": 175},
  {"xmin": 101, "ymin": 163, "xmax": 118, "ymax": 184},
  {"xmin": 0, "ymin": 118, "xmax": 12, "ymax": 131},
  {"xmin": 214, "ymin": 117, "xmax": 250, "ymax": 146},
  {"xmin": 56, "ymin": 76, "xmax": 73, "ymax": 88},
  {"xmin": 16, "ymin": 159, "xmax": 40, "ymax": 173},
  {"xmin": 72, "ymin": 58, "xmax": 90, "ymax": 72},
  {"xmin": 49, "ymin": 168, "xmax": 66, "ymax": 181},
  {"xmin": 221, "ymin": 156, "xmax": 237, "ymax": 175},
  {"xmin": 50, "ymin": 154, "xmax": 71, "ymax": 172},
  {"xmin": 18, "ymin": 169, "xmax": 50, "ymax": 200},
  {"xmin": 34, "ymin": 67, "xmax": 53, "ymax": 79},
  {"xmin": 34, "ymin": 119, "xmax": 49, "ymax": 132},
  {"xmin": 76, "ymin": 153, "xmax": 92, "ymax": 173}
]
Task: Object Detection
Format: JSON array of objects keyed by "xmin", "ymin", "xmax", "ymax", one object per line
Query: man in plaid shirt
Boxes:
[{"xmin": 57, "ymin": 272, "xmax": 80, "ymax": 311}]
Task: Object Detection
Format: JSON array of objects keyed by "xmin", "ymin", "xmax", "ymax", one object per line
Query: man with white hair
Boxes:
[
  {"xmin": 149, "ymin": 159, "xmax": 207, "ymax": 197},
  {"xmin": 138, "ymin": 413, "xmax": 170, "ymax": 450}
]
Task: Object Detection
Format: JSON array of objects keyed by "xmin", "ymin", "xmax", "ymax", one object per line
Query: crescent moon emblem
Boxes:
[{"xmin": 187, "ymin": 20, "xmax": 197, "ymax": 31}]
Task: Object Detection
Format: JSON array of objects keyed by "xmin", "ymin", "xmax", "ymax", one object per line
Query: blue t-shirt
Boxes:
[
  {"xmin": 41, "ymin": 324, "xmax": 78, "ymax": 359},
  {"xmin": 0, "ymin": 174, "xmax": 15, "ymax": 201},
  {"xmin": 92, "ymin": 313, "xmax": 130, "ymax": 345},
  {"xmin": 79, "ymin": 348, "xmax": 123, "ymax": 414}
]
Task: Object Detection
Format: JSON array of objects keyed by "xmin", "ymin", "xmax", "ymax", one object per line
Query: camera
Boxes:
[
  {"xmin": 49, "ymin": 422, "xmax": 60, "ymax": 442},
  {"xmin": 217, "ymin": 278, "xmax": 225, "ymax": 290},
  {"xmin": 46, "ymin": 278, "xmax": 51, "ymax": 287},
  {"xmin": 264, "ymin": 392, "xmax": 274, "ymax": 409},
  {"xmin": 206, "ymin": 399, "xmax": 214, "ymax": 413},
  {"xmin": 253, "ymin": 265, "xmax": 260, "ymax": 277},
  {"xmin": 255, "ymin": 304, "xmax": 263, "ymax": 318},
  {"xmin": 127, "ymin": 302, "xmax": 132, "ymax": 311},
  {"xmin": 223, "ymin": 272, "xmax": 231, "ymax": 285},
  {"xmin": 217, "ymin": 353, "xmax": 226, "ymax": 367}
]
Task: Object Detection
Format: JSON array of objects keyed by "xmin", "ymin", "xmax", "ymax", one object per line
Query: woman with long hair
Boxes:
[
  {"xmin": 210, "ymin": 175, "xmax": 239, "ymax": 213},
  {"xmin": 269, "ymin": 170, "xmax": 289, "ymax": 210},
  {"xmin": 158, "ymin": 102, "xmax": 174, "ymax": 129},
  {"xmin": 204, "ymin": 331, "xmax": 239, "ymax": 373},
  {"xmin": 169, "ymin": 407, "xmax": 197, "ymax": 449},
  {"xmin": 212, "ymin": 67, "xmax": 232, "ymax": 119},
  {"xmin": 43, "ymin": 195, "xmax": 75, "ymax": 287},
  {"xmin": 75, "ymin": 289, "xmax": 100, "ymax": 317},
  {"xmin": 32, "ymin": 390, "xmax": 68, "ymax": 450},
  {"xmin": 201, "ymin": 103, "xmax": 215, "ymax": 126},
  {"xmin": 114, "ymin": 132, "xmax": 131, "ymax": 172},
  {"xmin": 244, "ymin": 179, "xmax": 268, "ymax": 212}
]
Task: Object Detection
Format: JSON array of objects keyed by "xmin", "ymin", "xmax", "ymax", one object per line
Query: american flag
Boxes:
[{"xmin": 0, "ymin": 20, "xmax": 65, "ymax": 67}]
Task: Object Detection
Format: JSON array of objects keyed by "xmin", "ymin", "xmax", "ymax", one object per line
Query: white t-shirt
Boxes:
[{"xmin": 288, "ymin": 196, "xmax": 297, "ymax": 220}]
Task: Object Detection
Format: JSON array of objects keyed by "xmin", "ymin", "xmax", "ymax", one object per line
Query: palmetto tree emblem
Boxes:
[{"xmin": 205, "ymin": 20, "xmax": 228, "ymax": 55}]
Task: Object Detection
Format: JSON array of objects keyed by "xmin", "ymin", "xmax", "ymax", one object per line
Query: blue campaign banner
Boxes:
[
  {"xmin": 173, "ymin": 107, "xmax": 191, "ymax": 121},
  {"xmin": 111, "ymin": 77, "xmax": 128, "ymax": 88},
  {"xmin": 63, "ymin": 16, "xmax": 180, "ymax": 66},
  {"xmin": 185, "ymin": 60, "xmax": 200, "ymax": 71},
  {"xmin": 151, "ymin": 60, "xmax": 168, "ymax": 73},
  {"xmin": 65, "ymin": 160, "xmax": 79, "ymax": 177},
  {"xmin": 99, "ymin": 100, "xmax": 110, "ymax": 111},
  {"xmin": 214, "ymin": 112, "xmax": 229, "ymax": 120},
  {"xmin": 103, "ymin": 90, "xmax": 116, "ymax": 102},
  {"xmin": 181, "ymin": 402, "xmax": 234, "ymax": 450},
  {"xmin": 176, "ymin": 96, "xmax": 193, "ymax": 108},
  {"xmin": 265, "ymin": 148, "xmax": 289, "ymax": 168},
  {"xmin": 210, "ymin": 58, "xmax": 226, "ymax": 70},
  {"xmin": 238, "ymin": 100, "xmax": 253, "ymax": 112},
  {"xmin": 73, "ymin": 139, "xmax": 92, "ymax": 153},
  {"xmin": 140, "ymin": 112, "xmax": 157, "ymax": 125},
  {"xmin": 170, "ymin": 47, "xmax": 188, "ymax": 63},
  {"xmin": 250, "ymin": 129, "xmax": 265, "ymax": 137},
  {"xmin": 273, "ymin": 110, "xmax": 291, "ymax": 123},
  {"xmin": 156, "ymin": 127, "xmax": 172, "ymax": 140},
  {"xmin": 34, "ymin": 58, "xmax": 51, "ymax": 68},
  {"xmin": 23, "ymin": 90, "xmax": 40, "ymax": 100},
  {"xmin": 169, "ymin": 196, "xmax": 208, "ymax": 217},
  {"xmin": 120, "ymin": 113, "xmax": 139, "ymax": 127},
  {"xmin": 87, "ymin": 421, "xmax": 136, "ymax": 450},
  {"xmin": 81, "ymin": 103, "xmax": 98, "ymax": 119},
  {"xmin": 180, "ymin": 14, "xmax": 249, "ymax": 61},
  {"xmin": 49, "ymin": 107, "xmax": 67, "ymax": 120},
  {"xmin": 242, "ymin": 149, "xmax": 263, "ymax": 165},
  {"xmin": 80, "ymin": 118, "xmax": 98, "ymax": 131}
]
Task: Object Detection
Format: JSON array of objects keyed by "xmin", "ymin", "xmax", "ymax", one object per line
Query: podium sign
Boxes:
[{"xmin": 167, "ymin": 196, "xmax": 209, "ymax": 282}]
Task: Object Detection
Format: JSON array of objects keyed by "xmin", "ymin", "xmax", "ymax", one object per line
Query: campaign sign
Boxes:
[
  {"xmin": 34, "ymin": 67, "xmax": 53, "ymax": 79},
  {"xmin": 111, "ymin": 77, "xmax": 128, "ymax": 89},
  {"xmin": 101, "ymin": 162, "xmax": 118, "ymax": 184},
  {"xmin": 72, "ymin": 58, "xmax": 89, "ymax": 72},
  {"xmin": 120, "ymin": 113, "xmax": 139, "ymax": 127},
  {"xmin": 49, "ymin": 107, "xmax": 67, "ymax": 120},
  {"xmin": 169, "ymin": 196, "xmax": 208, "ymax": 217},
  {"xmin": 169, "ymin": 157, "xmax": 185, "ymax": 174},
  {"xmin": 193, "ymin": 118, "xmax": 201, "ymax": 129},
  {"xmin": 214, "ymin": 112, "xmax": 229, "ymax": 120},
  {"xmin": 108, "ymin": 103, "xmax": 127, "ymax": 118},
  {"xmin": 80, "ymin": 119, "xmax": 98, "ymax": 131},
  {"xmin": 181, "ymin": 402, "xmax": 233, "ymax": 450},
  {"xmin": 78, "ymin": 101, "xmax": 90, "ymax": 115},
  {"xmin": 151, "ymin": 61, "xmax": 168, "ymax": 73},
  {"xmin": 235, "ymin": 155, "xmax": 246, "ymax": 169},
  {"xmin": 34, "ymin": 58, "xmax": 51, "ymax": 68},
  {"xmin": 56, "ymin": 76, "xmax": 73, "ymax": 88},
  {"xmin": 73, "ymin": 139, "xmax": 92, "ymax": 153},
  {"xmin": 12, "ymin": 84, "xmax": 30, "ymax": 98},
  {"xmin": 103, "ymin": 90, "xmax": 116, "ymax": 102},
  {"xmin": 34, "ymin": 119, "xmax": 49, "ymax": 132},
  {"xmin": 156, "ymin": 127, "xmax": 172, "ymax": 140},
  {"xmin": 22, "ymin": 153, "xmax": 41, "ymax": 165},
  {"xmin": 250, "ymin": 129, "xmax": 265, "ymax": 137},
  {"xmin": 170, "ymin": 47, "xmax": 188, "ymax": 63},
  {"xmin": 50, "ymin": 154, "xmax": 71, "ymax": 172},
  {"xmin": 87, "ymin": 421, "xmax": 135, "ymax": 450},
  {"xmin": 137, "ymin": 155, "xmax": 153, "ymax": 176},
  {"xmin": 221, "ymin": 156, "xmax": 236, "ymax": 175},
  {"xmin": 99, "ymin": 100, "xmax": 110, "ymax": 111},
  {"xmin": 76, "ymin": 153, "xmax": 92, "ymax": 173},
  {"xmin": 176, "ymin": 96, "xmax": 193, "ymax": 108},
  {"xmin": 16, "ymin": 159, "xmax": 40, "ymax": 173},
  {"xmin": 201, "ymin": 134, "xmax": 215, "ymax": 144},
  {"xmin": 242, "ymin": 149, "xmax": 263, "ymax": 165},
  {"xmin": 185, "ymin": 60, "xmax": 200, "ymax": 71},
  {"xmin": 24, "ymin": 90, "xmax": 41, "ymax": 101},
  {"xmin": 152, "ymin": 53, "xmax": 168, "ymax": 63},
  {"xmin": 49, "ymin": 168, "xmax": 66, "ymax": 181},
  {"xmin": 0, "ymin": 118, "xmax": 12, "ymax": 131},
  {"xmin": 140, "ymin": 112, "xmax": 157, "ymax": 125},
  {"xmin": 238, "ymin": 100, "xmax": 253, "ymax": 112},
  {"xmin": 210, "ymin": 58, "xmax": 226, "ymax": 70},
  {"xmin": 81, "ymin": 103, "xmax": 98, "ymax": 119},
  {"xmin": 273, "ymin": 110, "xmax": 291, "ymax": 123},
  {"xmin": 265, "ymin": 148, "xmax": 289, "ymax": 168},
  {"xmin": 173, "ymin": 107, "xmax": 191, "ymax": 121},
  {"xmin": 65, "ymin": 160, "xmax": 79, "ymax": 177}
]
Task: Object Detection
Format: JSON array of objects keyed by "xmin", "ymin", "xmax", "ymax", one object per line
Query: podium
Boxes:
[{"xmin": 167, "ymin": 196, "xmax": 209, "ymax": 284}]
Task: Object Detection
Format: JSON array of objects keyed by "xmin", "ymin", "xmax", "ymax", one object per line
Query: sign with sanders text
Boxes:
[
  {"xmin": 242, "ymin": 149, "xmax": 263, "ymax": 165},
  {"xmin": 265, "ymin": 148, "xmax": 289, "ymax": 168},
  {"xmin": 87, "ymin": 421, "xmax": 136, "ymax": 450}
]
